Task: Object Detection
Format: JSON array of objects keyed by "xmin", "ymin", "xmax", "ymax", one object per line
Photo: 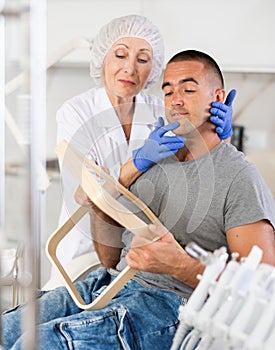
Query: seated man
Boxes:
[{"xmin": 2, "ymin": 50, "xmax": 275, "ymax": 350}]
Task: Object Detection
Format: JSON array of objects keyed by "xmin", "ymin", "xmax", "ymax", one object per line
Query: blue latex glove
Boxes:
[
  {"xmin": 210, "ymin": 89, "xmax": 237, "ymax": 140},
  {"xmin": 133, "ymin": 117, "xmax": 185, "ymax": 172}
]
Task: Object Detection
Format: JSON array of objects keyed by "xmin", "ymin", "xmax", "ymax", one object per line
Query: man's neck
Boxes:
[{"xmin": 176, "ymin": 132, "xmax": 221, "ymax": 162}]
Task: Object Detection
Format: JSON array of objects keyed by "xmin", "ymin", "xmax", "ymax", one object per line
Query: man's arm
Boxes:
[
  {"xmin": 126, "ymin": 220, "xmax": 275, "ymax": 290},
  {"xmin": 119, "ymin": 158, "xmax": 143, "ymax": 188},
  {"xmin": 90, "ymin": 205, "xmax": 124, "ymax": 268},
  {"xmin": 226, "ymin": 219, "xmax": 275, "ymax": 265}
]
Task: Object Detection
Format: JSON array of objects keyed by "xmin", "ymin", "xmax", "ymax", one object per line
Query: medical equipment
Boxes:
[
  {"xmin": 47, "ymin": 140, "xmax": 185, "ymax": 310},
  {"xmin": 171, "ymin": 244, "xmax": 275, "ymax": 350},
  {"xmin": 170, "ymin": 242, "xmax": 229, "ymax": 350}
]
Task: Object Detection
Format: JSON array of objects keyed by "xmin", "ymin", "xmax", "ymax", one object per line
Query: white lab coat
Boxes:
[{"xmin": 55, "ymin": 87, "xmax": 164, "ymax": 269}]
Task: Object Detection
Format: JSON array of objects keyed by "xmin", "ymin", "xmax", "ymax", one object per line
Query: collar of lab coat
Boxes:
[{"xmin": 94, "ymin": 88, "xmax": 156, "ymax": 145}]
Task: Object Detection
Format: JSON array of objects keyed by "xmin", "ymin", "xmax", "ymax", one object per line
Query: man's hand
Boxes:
[
  {"xmin": 126, "ymin": 224, "xmax": 182, "ymax": 274},
  {"xmin": 126, "ymin": 224, "xmax": 205, "ymax": 288},
  {"xmin": 132, "ymin": 117, "xmax": 185, "ymax": 172},
  {"xmin": 210, "ymin": 89, "xmax": 237, "ymax": 140}
]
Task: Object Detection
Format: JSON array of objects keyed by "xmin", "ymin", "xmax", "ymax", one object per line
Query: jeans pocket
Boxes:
[
  {"xmin": 55, "ymin": 305, "xmax": 134, "ymax": 350},
  {"xmin": 117, "ymin": 305, "xmax": 140, "ymax": 350}
]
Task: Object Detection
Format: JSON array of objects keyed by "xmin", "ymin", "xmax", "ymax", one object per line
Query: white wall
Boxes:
[{"xmin": 46, "ymin": 0, "xmax": 275, "ymax": 72}]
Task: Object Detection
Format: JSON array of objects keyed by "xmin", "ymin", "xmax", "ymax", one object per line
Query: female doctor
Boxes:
[{"xmin": 55, "ymin": 14, "xmax": 235, "ymax": 269}]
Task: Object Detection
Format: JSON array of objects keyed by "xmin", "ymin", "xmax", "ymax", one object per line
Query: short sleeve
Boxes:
[{"xmin": 224, "ymin": 163, "xmax": 275, "ymax": 231}]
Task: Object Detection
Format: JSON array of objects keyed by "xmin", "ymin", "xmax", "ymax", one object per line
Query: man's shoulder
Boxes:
[
  {"xmin": 213, "ymin": 142, "xmax": 249, "ymax": 169},
  {"xmin": 209, "ymin": 142, "xmax": 263, "ymax": 189},
  {"xmin": 218, "ymin": 143, "xmax": 273, "ymax": 198}
]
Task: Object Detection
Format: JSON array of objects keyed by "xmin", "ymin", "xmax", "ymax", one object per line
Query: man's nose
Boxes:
[{"xmin": 171, "ymin": 89, "xmax": 184, "ymax": 106}]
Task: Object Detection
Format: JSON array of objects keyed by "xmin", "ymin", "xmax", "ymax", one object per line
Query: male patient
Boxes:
[{"xmin": 3, "ymin": 50, "xmax": 275, "ymax": 350}]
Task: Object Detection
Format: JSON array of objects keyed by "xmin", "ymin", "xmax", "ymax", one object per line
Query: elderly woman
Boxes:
[{"xmin": 55, "ymin": 14, "xmax": 235, "ymax": 270}]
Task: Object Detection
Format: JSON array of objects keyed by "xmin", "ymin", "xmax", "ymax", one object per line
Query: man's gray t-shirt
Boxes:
[{"xmin": 114, "ymin": 142, "xmax": 275, "ymax": 300}]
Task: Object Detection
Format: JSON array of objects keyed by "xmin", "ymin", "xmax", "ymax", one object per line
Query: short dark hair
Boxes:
[{"xmin": 167, "ymin": 49, "xmax": 224, "ymax": 88}]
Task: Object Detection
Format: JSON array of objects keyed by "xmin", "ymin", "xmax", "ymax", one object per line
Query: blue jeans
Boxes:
[{"xmin": 2, "ymin": 268, "xmax": 184, "ymax": 349}]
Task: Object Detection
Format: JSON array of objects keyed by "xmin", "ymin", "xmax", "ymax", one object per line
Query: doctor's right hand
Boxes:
[
  {"xmin": 74, "ymin": 185, "xmax": 93, "ymax": 207},
  {"xmin": 132, "ymin": 117, "xmax": 185, "ymax": 173},
  {"xmin": 74, "ymin": 166, "xmax": 110, "ymax": 206}
]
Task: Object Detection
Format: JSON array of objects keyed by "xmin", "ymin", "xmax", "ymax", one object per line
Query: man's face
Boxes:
[{"xmin": 162, "ymin": 60, "xmax": 218, "ymax": 136}]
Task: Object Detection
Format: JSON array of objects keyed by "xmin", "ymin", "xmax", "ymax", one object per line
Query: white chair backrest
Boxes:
[{"xmin": 245, "ymin": 150, "xmax": 275, "ymax": 198}]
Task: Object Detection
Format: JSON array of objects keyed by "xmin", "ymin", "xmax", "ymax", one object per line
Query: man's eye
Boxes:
[
  {"xmin": 185, "ymin": 89, "xmax": 195, "ymax": 93},
  {"xmin": 164, "ymin": 91, "xmax": 173, "ymax": 96}
]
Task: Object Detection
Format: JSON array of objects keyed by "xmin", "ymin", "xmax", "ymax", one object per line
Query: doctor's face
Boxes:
[{"xmin": 103, "ymin": 37, "xmax": 153, "ymax": 103}]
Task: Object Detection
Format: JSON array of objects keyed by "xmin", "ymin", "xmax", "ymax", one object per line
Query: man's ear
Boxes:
[{"xmin": 215, "ymin": 88, "xmax": 226, "ymax": 102}]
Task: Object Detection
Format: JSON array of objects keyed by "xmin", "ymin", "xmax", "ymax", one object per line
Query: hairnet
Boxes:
[{"xmin": 90, "ymin": 15, "xmax": 164, "ymax": 89}]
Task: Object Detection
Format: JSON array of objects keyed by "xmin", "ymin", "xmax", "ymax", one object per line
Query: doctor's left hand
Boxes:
[{"xmin": 210, "ymin": 89, "xmax": 237, "ymax": 140}]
